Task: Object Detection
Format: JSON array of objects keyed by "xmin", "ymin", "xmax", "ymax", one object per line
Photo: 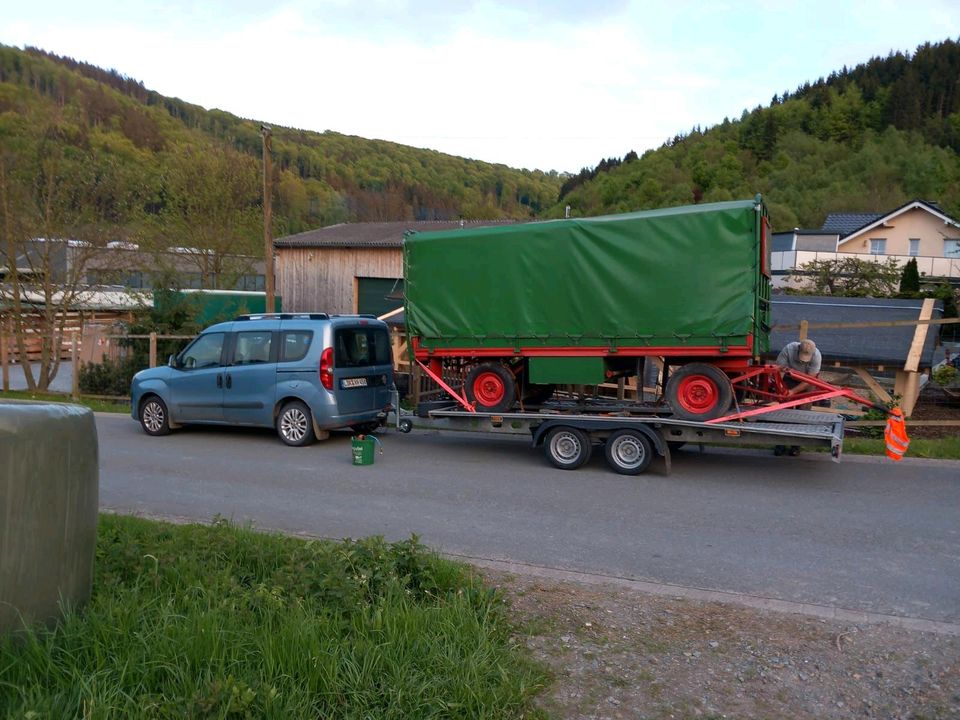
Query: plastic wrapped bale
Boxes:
[{"xmin": 0, "ymin": 402, "xmax": 99, "ymax": 634}]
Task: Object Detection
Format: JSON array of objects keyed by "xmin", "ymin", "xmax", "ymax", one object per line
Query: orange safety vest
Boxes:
[{"xmin": 884, "ymin": 407, "xmax": 910, "ymax": 461}]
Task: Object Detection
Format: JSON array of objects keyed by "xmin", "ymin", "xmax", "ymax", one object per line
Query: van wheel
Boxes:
[
  {"xmin": 277, "ymin": 401, "xmax": 316, "ymax": 446},
  {"xmin": 139, "ymin": 396, "xmax": 171, "ymax": 436},
  {"xmin": 465, "ymin": 363, "xmax": 516, "ymax": 412},
  {"xmin": 544, "ymin": 426, "xmax": 592, "ymax": 470}
]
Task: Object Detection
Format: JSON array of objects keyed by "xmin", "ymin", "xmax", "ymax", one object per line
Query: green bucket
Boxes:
[{"xmin": 351, "ymin": 435, "xmax": 378, "ymax": 466}]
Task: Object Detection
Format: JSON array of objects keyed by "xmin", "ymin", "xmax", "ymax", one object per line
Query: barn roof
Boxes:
[
  {"xmin": 769, "ymin": 296, "xmax": 944, "ymax": 367},
  {"xmin": 274, "ymin": 220, "xmax": 516, "ymax": 249}
]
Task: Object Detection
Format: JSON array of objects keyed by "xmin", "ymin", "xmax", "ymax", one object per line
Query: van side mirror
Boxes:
[{"xmin": 168, "ymin": 354, "xmax": 178, "ymax": 368}]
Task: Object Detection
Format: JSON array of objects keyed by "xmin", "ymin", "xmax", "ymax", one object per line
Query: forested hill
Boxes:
[
  {"xmin": 551, "ymin": 39, "xmax": 960, "ymax": 230},
  {"xmin": 0, "ymin": 45, "xmax": 560, "ymax": 239}
]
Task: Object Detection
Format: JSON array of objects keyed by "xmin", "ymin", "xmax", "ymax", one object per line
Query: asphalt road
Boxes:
[{"xmin": 97, "ymin": 413, "xmax": 960, "ymax": 624}]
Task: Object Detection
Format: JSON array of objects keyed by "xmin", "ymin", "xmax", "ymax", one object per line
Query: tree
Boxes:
[
  {"xmin": 0, "ymin": 114, "xmax": 139, "ymax": 390},
  {"xmin": 144, "ymin": 144, "xmax": 262, "ymax": 288},
  {"xmin": 789, "ymin": 257, "xmax": 902, "ymax": 297},
  {"xmin": 898, "ymin": 257, "xmax": 921, "ymax": 295}
]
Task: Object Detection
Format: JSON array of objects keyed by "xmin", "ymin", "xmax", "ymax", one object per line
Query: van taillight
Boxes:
[{"xmin": 319, "ymin": 347, "xmax": 334, "ymax": 390}]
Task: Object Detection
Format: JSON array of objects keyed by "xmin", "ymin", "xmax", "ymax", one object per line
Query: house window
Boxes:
[
  {"xmin": 908, "ymin": 238, "xmax": 920, "ymax": 256},
  {"xmin": 945, "ymin": 239, "xmax": 960, "ymax": 257},
  {"xmin": 869, "ymin": 238, "xmax": 886, "ymax": 255}
]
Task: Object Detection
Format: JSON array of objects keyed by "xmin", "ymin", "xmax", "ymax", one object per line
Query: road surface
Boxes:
[{"xmin": 96, "ymin": 413, "xmax": 960, "ymax": 624}]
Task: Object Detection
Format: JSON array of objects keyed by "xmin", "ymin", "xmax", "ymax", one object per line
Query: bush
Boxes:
[
  {"xmin": 932, "ymin": 364, "xmax": 958, "ymax": 387},
  {"xmin": 78, "ymin": 356, "xmax": 141, "ymax": 396}
]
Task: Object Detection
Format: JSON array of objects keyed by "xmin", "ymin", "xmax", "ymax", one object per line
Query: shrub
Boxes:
[
  {"xmin": 932, "ymin": 364, "xmax": 958, "ymax": 387},
  {"xmin": 78, "ymin": 356, "xmax": 141, "ymax": 396}
]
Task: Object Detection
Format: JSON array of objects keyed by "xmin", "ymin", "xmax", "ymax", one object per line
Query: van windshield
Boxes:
[{"xmin": 335, "ymin": 328, "xmax": 390, "ymax": 368}]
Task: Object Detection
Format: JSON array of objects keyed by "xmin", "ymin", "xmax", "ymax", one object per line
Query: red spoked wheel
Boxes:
[
  {"xmin": 665, "ymin": 363, "xmax": 733, "ymax": 421},
  {"xmin": 465, "ymin": 363, "xmax": 516, "ymax": 413}
]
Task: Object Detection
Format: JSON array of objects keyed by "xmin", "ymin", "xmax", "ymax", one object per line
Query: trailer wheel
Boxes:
[
  {"xmin": 465, "ymin": 363, "xmax": 516, "ymax": 412},
  {"xmin": 665, "ymin": 363, "xmax": 733, "ymax": 421},
  {"xmin": 604, "ymin": 429, "xmax": 654, "ymax": 475},
  {"xmin": 544, "ymin": 426, "xmax": 592, "ymax": 470}
]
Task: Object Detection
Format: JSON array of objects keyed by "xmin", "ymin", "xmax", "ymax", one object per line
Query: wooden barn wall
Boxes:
[{"xmin": 277, "ymin": 247, "xmax": 403, "ymax": 314}]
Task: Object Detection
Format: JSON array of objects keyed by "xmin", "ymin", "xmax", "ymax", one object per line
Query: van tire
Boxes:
[
  {"xmin": 277, "ymin": 401, "xmax": 316, "ymax": 446},
  {"xmin": 139, "ymin": 396, "xmax": 171, "ymax": 436}
]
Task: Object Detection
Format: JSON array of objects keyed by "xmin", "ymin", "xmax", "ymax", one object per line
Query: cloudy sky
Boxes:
[{"xmin": 3, "ymin": 1, "xmax": 958, "ymax": 173}]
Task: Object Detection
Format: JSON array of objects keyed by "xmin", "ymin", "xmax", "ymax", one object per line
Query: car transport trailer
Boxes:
[{"xmin": 387, "ymin": 397, "xmax": 846, "ymax": 475}]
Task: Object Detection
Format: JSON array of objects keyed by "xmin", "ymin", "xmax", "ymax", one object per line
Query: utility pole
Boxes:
[{"xmin": 260, "ymin": 125, "xmax": 275, "ymax": 313}]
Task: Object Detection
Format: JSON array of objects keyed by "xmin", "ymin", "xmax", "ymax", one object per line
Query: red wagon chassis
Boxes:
[{"xmin": 413, "ymin": 356, "xmax": 883, "ymax": 422}]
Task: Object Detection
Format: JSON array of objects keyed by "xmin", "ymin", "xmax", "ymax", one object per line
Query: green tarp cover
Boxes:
[{"xmin": 404, "ymin": 199, "xmax": 769, "ymax": 353}]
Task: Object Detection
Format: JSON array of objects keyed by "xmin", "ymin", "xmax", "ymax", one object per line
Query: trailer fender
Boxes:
[{"xmin": 531, "ymin": 420, "xmax": 667, "ymax": 457}]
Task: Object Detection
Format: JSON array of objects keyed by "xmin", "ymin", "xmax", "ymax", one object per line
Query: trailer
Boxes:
[
  {"xmin": 388, "ymin": 395, "xmax": 846, "ymax": 475},
  {"xmin": 403, "ymin": 196, "xmax": 774, "ymax": 420}
]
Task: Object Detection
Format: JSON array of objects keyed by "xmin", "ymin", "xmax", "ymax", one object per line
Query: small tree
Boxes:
[
  {"xmin": 0, "ymin": 114, "xmax": 139, "ymax": 390},
  {"xmin": 898, "ymin": 257, "xmax": 921, "ymax": 295},
  {"xmin": 789, "ymin": 256, "xmax": 902, "ymax": 297}
]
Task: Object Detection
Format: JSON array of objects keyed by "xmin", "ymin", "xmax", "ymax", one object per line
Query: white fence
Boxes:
[{"xmin": 772, "ymin": 251, "xmax": 960, "ymax": 279}]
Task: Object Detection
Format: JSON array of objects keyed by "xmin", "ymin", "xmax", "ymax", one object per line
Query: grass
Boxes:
[
  {"xmin": 0, "ymin": 389, "xmax": 129, "ymax": 413},
  {"xmin": 0, "ymin": 515, "xmax": 547, "ymax": 719},
  {"xmin": 842, "ymin": 435, "xmax": 960, "ymax": 459}
]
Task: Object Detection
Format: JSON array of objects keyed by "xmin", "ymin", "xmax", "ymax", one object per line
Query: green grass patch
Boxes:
[
  {"xmin": 0, "ymin": 390, "xmax": 129, "ymax": 413},
  {"xmin": 842, "ymin": 435, "xmax": 960, "ymax": 459},
  {"xmin": 0, "ymin": 515, "xmax": 547, "ymax": 719}
]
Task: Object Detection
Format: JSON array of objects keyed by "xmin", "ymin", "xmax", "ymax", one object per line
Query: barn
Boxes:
[{"xmin": 274, "ymin": 220, "xmax": 514, "ymax": 316}]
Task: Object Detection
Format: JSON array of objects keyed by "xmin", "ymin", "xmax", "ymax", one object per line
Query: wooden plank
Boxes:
[
  {"xmin": 771, "ymin": 317, "xmax": 959, "ymax": 332},
  {"xmin": 853, "ymin": 367, "xmax": 893, "ymax": 404},
  {"xmin": 894, "ymin": 370, "xmax": 921, "ymax": 416},
  {"xmin": 904, "ymin": 298, "xmax": 935, "ymax": 373}
]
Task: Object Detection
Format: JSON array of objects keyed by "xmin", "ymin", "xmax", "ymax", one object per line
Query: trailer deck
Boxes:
[{"xmin": 388, "ymin": 397, "xmax": 845, "ymax": 475}]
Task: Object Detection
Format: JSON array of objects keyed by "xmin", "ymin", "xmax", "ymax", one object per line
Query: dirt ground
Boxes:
[
  {"xmin": 486, "ymin": 571, "xmax": 960, "ymax": 720},
  {"xmin": 904, "ymin": 392, "xmax": 960, "ymax": 439}
]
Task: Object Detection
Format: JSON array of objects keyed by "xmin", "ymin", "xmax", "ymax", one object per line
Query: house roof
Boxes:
[
  {"xmin": 827, "ymin": 199, "xmax": 960, "ymax": 246},
  {"xmin": 769, "ymin": 295, "xmax": 944, "ymax": 367},
  {"xmin": 820, "ymin": 213, "xmax": 882, "ymax": 237},
  {"xmin": 274, "ymin": 220, "xmax": 517, "ymax": 249}
]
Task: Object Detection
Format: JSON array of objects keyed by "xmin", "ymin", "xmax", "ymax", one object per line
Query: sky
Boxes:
[{"xmin": 2, "ymin": 1, "xmax": 958, "ymax": 174}]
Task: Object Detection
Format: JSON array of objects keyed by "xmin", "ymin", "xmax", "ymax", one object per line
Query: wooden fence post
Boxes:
[
  {"xmin": 1, "ymin": 317, "xmax": 8, "ymax": 392},
  {"xmin": 149, "ymin": 332, "xmax": 157, "ymax": 368},
  {"xmin": 798, "ymin": 319, "xmax": 809, "ymax": 341},
  {"xmin": 71, "ymin": 332, "xmax": 79, "ymax": 401}
]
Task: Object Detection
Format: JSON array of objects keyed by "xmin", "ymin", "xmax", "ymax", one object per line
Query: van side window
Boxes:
[
  {"xmin": 335, "ymin": 328, "xmax": 391, "ymax": 367},
  {"xmin": 280, "ymin": 331, "xmax": 312, "ymax": 362},
  {"xmin": 233, "ymin": 331, "xmax": 272, "ymax": 365},
  {"xmin": 180, "ymin": 333, "xmax": 225, "ymax": 370}
]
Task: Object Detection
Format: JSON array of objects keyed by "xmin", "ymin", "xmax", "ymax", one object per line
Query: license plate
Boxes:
[{"xmin": 341, "ymin": 377, "xmax": 368, "ymax": 388}]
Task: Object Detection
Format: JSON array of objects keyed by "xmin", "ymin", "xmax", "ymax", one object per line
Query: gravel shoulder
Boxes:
[{"xmin": 483, "ymin": 569, "xmax": 960, "ymax": 720}]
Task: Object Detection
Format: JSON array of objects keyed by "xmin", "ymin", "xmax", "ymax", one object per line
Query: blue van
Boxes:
[{"xmin": 131, "ymin": 314, "xmax": 394, "ymax": 446}]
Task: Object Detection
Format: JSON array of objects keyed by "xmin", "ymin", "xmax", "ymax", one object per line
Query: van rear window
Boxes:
[
  {"xmin": 280, "ymin": 331, "xmax": 313, "ymax": 362},
  {"xmin": 335, "ymin": 328, "xmax": 390, "ymax": 368}
]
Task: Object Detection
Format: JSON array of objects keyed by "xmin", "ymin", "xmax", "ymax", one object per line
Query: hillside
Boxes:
[
  {"xmin": 0, "ymin": 45, "xmax": 560, "ymax": 250},
  {"xmin": 551, "ymin": 39, "xmax": 960, "ymax": 230}
]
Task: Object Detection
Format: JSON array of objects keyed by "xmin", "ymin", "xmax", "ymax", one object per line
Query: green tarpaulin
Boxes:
[{"xmin": 404, "ymin": 198, "xmax": 770, "ymax": 355}]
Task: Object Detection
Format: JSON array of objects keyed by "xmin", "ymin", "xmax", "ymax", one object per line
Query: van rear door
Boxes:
[{"xmin": 332, "ymin": 325, "xmax": 393, "ymax": 415}]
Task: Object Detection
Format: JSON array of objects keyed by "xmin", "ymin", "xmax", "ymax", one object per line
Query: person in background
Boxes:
[
  {"xmin": 776, "ymin": 338, "xmax": 822, "ymax": 395},
  {"xmin": 774, "ymin": 338, "xmax": 822, "ymax": 456}
]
